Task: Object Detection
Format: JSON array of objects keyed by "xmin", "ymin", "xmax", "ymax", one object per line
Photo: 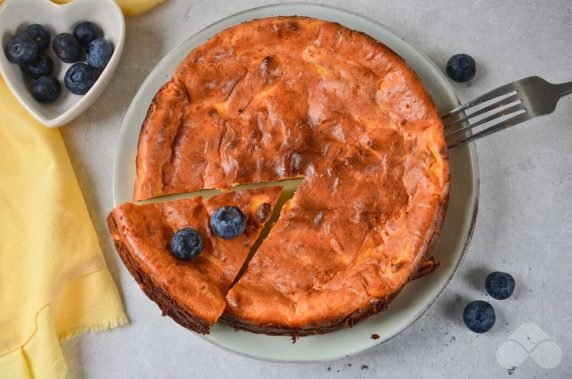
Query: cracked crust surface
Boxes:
[
  {"xmin": 108, "ymin": 187, "xmax": 282, "ymax": 333},
  {"xmin": 221, "ymin": 255, "xmax": 438, "ymax": 337},
  {"xmin": 130, "ymin": 16, "xmax": 449, "ymax": 335}
]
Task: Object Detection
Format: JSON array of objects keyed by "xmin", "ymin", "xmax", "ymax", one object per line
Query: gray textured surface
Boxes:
[{"xmin": 60, "ymin": 0, "xmax": 572, "ymax": 377}]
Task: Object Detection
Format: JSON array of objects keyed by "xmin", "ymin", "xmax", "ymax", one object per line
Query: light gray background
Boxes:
[{"xmin": 60, "ymin": 0, "xmax": 572, "ymax": 377}]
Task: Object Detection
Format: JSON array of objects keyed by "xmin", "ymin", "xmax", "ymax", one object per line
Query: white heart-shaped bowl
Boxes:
[{"xmin": 0, "ymin": 0, "xmax": 125, "ymax": 127}]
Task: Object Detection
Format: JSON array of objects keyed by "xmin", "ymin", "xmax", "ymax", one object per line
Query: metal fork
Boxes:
[{"xmin": 443, "ymin": 76, "xmax": 572, "ymax": 148}]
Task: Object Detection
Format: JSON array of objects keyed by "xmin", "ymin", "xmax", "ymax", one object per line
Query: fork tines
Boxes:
[{"xmin": 442, "ymin": 83, "xmax": 528, "ymax": 148}]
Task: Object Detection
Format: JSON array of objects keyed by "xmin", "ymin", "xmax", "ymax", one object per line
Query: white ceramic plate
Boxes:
[
  {"xmin": 114, "ymin": 3, "xmax": 479, "ymax": 362},
  {"xmin": 0, "ymin": 0, "xmax": 125, "ymax": 127}
]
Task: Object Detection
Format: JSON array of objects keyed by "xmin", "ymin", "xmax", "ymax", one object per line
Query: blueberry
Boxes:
[
  {"xmin": 32, "ymin": 76, "xmax": 61, "ymax": 103},
  {"xmin": 64, "ymin": 63, "xmax": 98, "ymax": 95},
  {"xmin": 73, "ymin": 22, "xmax": 102, "ymax": 46},
  {"xmin": 86, "ymin": 38, "xmax": 114, "ymax": 69},
  {"xmin": 170, "ymin": 228, "xmax": 204, "ymax": 261},
  {"xmin": 463, "ymin": 300, "xmax": 496, "ymax": 333},
  {"xmin": 25, "ymin": 24, "xmax": 51, "ymax": 51},
  {"xmin": 210, "ymin": 206, "xmax": 246, "ymax": 239},
  {"xmin": 446, "ymin": 54, "xmax": 476, "ymax": 83},
  {"xmin": 4, "ymin": 34, "xmax": 40, "ymax": 64},
  {"xmin": 21, "ymin": 55, "xmax": 53, "ymax": 79},
  {"xmin": 485, "ymin": 271, "xmax": 515, "ymax": 300},
  {"xmin": 52, "ymin": 33, "xmax": 82, "ymax": 63}
]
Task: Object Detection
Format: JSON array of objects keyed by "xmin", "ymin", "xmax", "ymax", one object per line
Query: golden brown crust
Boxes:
[
  {"xmin": 131, "ymin": 16, "xmax": 450, "ymax": 335},
  {"xmin": 220, "ymin": 253, "xmax": 438, "ymax": 337},
  {"xmin": 134, "ymin": 16, "xmax": 448, "ymax": 200},
  {"xmin": 219, "ymin": 17, "xmax": 449, "ymax": 332},
  {"xmin": 221, "ymin": 293, "xmax": 400, "ymax": 337},
  {"xmin": 134, "ymin": 80, "xmax": 190, "ymax": 201},
  {"xmin": 108, "ymin": 214, "xmax": 211, "ymax": 333},
  {"xmin": 107, "ymin": 187, "xmax": 282, "ymax": 333}
]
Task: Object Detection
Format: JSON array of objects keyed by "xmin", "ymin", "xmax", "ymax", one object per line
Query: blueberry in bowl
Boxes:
[
  {"xmin": 86, "ymin": 38, "xmax": 114, "ymax": 69},
  {"xmin": 32, "ymin": 75, "xmax": 61, "ymax": 104},
  {"xmin": 25, "ymin": 24, "xmax": 51, "ymax": 52},
  {"xmin": 4, "ymin": 34, "xmax": 40, "ymax": 64},
  {"xmin": 64, "ymin": 63, "xmax": 99, "ymax": 95},
  {"xmin": 52, "ymin": 33, "xmax": 82, "ymax": 63},
  {"xmin": 21, "ymin": 55, "xmax": 53, "ymax": 80},
  {"xmin": 73, "ymin": 22, "xmax": 103, "ymax": 46},
  {"xmin": 210, "ymin": 206, "xmax": 247, "ymax": 239}
]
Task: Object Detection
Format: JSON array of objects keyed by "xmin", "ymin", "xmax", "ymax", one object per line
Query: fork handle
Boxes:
[{"xmin": 556, "ymin": 81, "xmax": 572, "ymax": 98}]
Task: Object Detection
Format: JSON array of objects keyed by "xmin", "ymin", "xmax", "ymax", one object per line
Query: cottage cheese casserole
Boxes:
[{"xmin": 109, "ymin": 16, "xmax": 450, "ymax": 336}]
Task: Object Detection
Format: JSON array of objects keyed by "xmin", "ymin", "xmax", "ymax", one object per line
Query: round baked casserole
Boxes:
[{"xmin": 123, "ymin": 16, "xmax": 450, "ymax": 336}]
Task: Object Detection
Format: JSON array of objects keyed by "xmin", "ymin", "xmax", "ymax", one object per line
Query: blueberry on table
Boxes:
[
  {"xmin": 52, "ymin": 33, "xmax": 82, "ymax": 63},
  {"xmin": 21, "ymin": 55, "xmax": 53, "ymax": 80},
  {"xmin": 25, "ymin": 24, "xmax": 51, "ymax": 51},
  {"xmin": 73, "ymin": 22, "xmax": 102, "ymax": 46},
  {"xmin": 64, "ymin": 63, "xmax": 98, "ymax": 95},
  {"xmin": 485, "ymin": 271, "xmax": 515, "ymax": 300},
  {"xmin": 170, "ymin": 228, "xmax": 204, "ymax": 261},
  {"xmin": 4, "ymin": 34, "xmax": 40, "ymax": 64},
  {"xmin": 446, "ymin": 54, "xmax": 476, "ymax": 83},
  {"xmin": 86, "ymin": 38, "xmax": 114, "ymax": 69},
  {"xmin": 210, "ymin": 206, "xmax": 247, "ymax": 239},
  {"xmin": 463, "ymin": 300, "xmax": 496, "ymax": 333},
  {"xmin": 32, "ymin": 76, "xmax": 61, "ymax": 103}
]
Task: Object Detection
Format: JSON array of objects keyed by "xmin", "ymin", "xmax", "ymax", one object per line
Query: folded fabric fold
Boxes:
[
  {"xmin": 0, "ymin": 73, "xmax": 128, "ymax": 378},
  {"xmin": 1, "ymin": 271, "xmax": 128, "ymax": 378}
]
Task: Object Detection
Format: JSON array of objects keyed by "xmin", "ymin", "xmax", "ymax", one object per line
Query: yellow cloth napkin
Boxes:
[{"xmin": 0, "ymin": 1, "xmax": 165, "ymax": 378}]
